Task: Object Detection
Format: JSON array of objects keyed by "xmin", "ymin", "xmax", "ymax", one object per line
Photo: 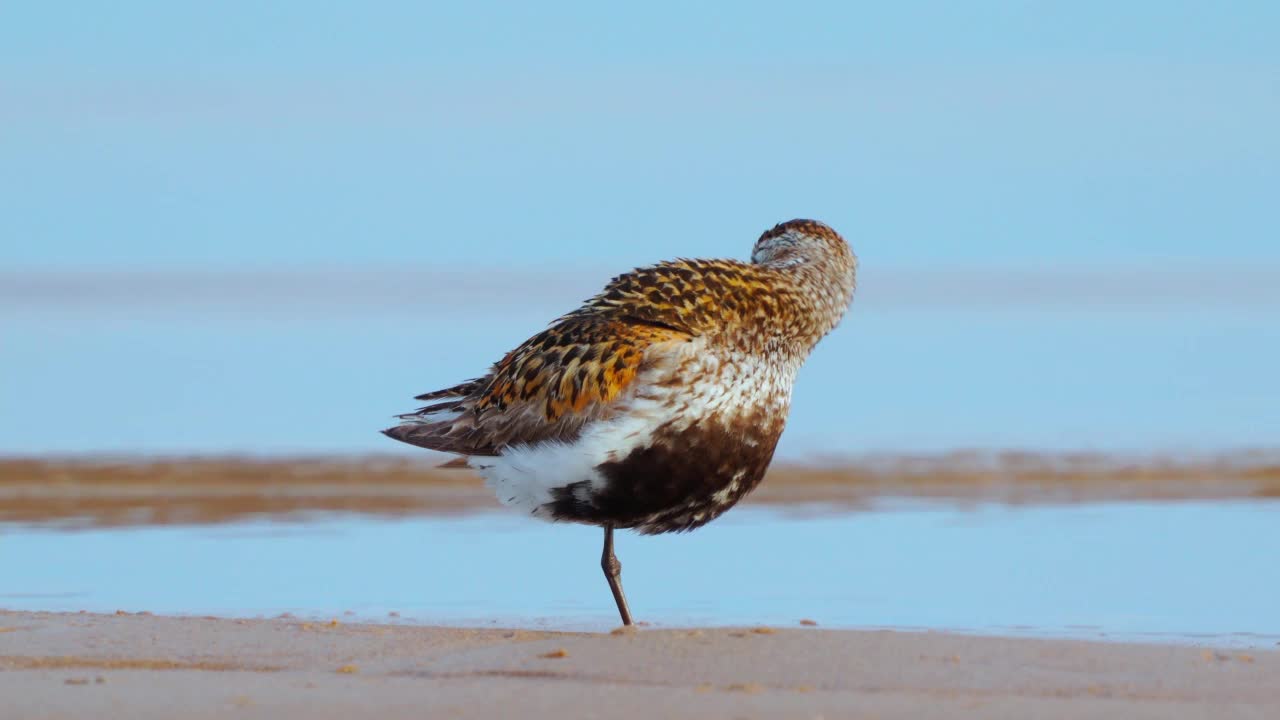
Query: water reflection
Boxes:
[{"xmin": 3, "ymin": 501, "xmax": 1277, "ymax": 647}]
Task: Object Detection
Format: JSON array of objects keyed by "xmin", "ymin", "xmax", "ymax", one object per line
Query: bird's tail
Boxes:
[{"xmin": 382, "ymin": 377, "xmax": 493, "ymax": 456}]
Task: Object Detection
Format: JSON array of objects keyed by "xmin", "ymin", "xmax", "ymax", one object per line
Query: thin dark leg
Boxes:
[{"xmin": 601, "ymin": 524, "xmax": 633, "ymax": 626}]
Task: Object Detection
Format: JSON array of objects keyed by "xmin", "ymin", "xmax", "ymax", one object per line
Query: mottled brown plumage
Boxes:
[
  {"xmin": 384, "ymin": 218, "xmax": 857, "ymax": 624},
  {"xmin": 389, "ymin": 318, "xmax": 689, "ymax": 456}
]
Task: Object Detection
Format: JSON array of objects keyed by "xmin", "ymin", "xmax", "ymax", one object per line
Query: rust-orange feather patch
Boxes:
[{"xmin": 476, "ymin": 317, "xmax": 685, "ymax": 423}]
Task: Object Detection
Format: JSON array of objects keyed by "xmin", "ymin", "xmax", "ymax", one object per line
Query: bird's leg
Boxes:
[{"xmin": 601, "ymin": 524, "xmax": 633, "ymax": 626}]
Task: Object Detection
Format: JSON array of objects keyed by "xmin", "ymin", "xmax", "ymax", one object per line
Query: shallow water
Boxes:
[
  {"xmin": 3, "ymin": 501, "xmax": 1277, "ymax": 648},
  {"xmin": 4, "ymin": 283, "xmax": 1279, "ymax": 456}
]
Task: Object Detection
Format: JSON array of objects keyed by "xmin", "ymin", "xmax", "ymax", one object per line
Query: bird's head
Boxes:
[
  {"xmin": 751, "ymin": 218, "xmax": 858, "ymax": 340},
  {"xmin": 751, "ymin": 219, "xmax": 850, "ymax": 268}
]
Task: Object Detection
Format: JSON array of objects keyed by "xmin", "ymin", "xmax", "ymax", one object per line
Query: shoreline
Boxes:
[
  {"xmin": 3, "ymin": 451, "xmax": 1277, "ymax": 528},
  {"xmin": 2, "ymin": 610, "xmax": 1276, "ymax": 718}
]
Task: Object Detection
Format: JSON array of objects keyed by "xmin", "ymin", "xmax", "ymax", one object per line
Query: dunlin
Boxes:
[{"xmin": 385, "ymin": 219, "xmax": 857, "ymax": 624}]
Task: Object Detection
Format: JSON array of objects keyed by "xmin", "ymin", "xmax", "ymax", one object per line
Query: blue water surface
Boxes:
[
  {"xmin": 3, "ymin": 298, "xmax": 1277, "ymax": 456},
  {"xmin": 3, "ymin": 501, "xmax": 1277, "ymax": 648}
]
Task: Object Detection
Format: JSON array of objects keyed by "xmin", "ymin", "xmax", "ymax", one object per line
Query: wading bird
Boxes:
[{"xmin": 384, "ymin": 219, "xmax": 856, "ymax": 625}]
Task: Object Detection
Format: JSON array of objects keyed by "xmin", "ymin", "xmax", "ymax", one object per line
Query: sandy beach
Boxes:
[{"xmin": 1, "ymin": 610, "xmax": 1276, "ymax": 719}]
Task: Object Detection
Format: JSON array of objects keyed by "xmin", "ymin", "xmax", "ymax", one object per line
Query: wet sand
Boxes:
[
  {"xmin": 3, "ymin": 451, "xmax": 1278, "ymax": 527},
  {"xmin": 2, "ymin": 610, "xmax": 1276, "ymax": 719}
]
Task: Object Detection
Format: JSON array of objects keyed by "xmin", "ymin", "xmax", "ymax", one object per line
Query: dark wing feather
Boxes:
[
  {"xmin": 383, "ymin": 315, "xmax": 691, "ymax": 455},
  {"xmin": 413, "ymin": 378, "xmax": 485, "ymax": 402}
]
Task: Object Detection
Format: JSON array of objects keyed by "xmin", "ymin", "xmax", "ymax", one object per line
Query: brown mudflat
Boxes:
[
  {"xmin": 1, "ymin": 610, "xmax": 1276, "ymax": 719},
  {"xmin": 1, "ymin": 450, "xmax": 1277, "ymax": 528}
]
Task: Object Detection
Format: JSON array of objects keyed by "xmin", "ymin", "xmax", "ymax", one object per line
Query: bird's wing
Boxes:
[{"xmin": 384, "ymin": 314, "xmax": 693, "ymax": 455}]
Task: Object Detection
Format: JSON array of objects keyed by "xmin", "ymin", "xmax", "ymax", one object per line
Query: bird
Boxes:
[{"xmin": 383, "ymin": 219, "xmax": 857, "ymax": 625}]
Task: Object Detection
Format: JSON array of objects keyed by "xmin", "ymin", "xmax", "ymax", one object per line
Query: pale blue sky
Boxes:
[
  {"xmin": 2, "ymin": 1, "xmax": 1277, "ymax": 270},
  {"xmin": 2, "ymin": 3, "xmax": 1278, "ymax": 455}
]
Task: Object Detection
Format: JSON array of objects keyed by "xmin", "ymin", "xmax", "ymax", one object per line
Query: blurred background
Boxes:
[
  {"xmin": 3, "ymin": 1, "xmax": 1278, "ymax": 457},
  {"xmin": 3, "ymin": 1, "xmax": 1280, "ymax": 642}
]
